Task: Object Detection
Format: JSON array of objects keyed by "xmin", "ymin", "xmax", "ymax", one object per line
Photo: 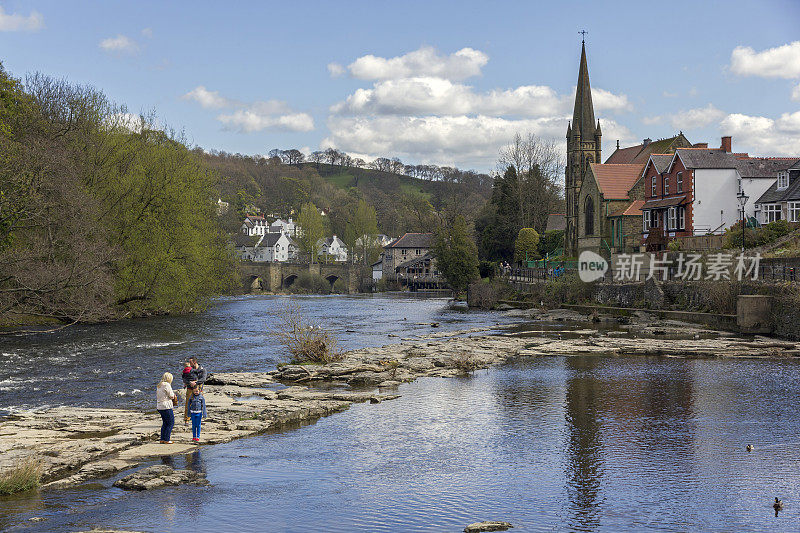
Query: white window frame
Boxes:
[
  {"xmin": 643, "ymin": 210, "xmax": 651, "ymax": 231},
  {"xmin": 677, "ymin": 172, "xmax": 683, "ymax": 193},
  {"xmin": 789, "ymin": 201, "xmax": 800, "ymax": 223},
  {"xmin": 763, "ymin": 203, "xmax": 782, "ymax": 224},
  {"xmin": 651, "ymin": 176, "xmax": 657, "ymax": 196},
  {"xmin": 664, "ymin": 175, "xmax": 670, "ymax": 195},
  {"xmin": 777, "ymin": 171, "xmax": 789, "ymax": 190}
]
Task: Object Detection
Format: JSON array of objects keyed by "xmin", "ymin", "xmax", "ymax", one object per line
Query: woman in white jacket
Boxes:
[{"xmin": 156, "ymin": 372, "xmax": 177, "ymax": 444}]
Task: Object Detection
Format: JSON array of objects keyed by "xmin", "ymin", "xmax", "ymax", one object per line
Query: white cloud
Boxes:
[
  {"xmin": 141, "ymin": 27, "xmax": 153, "ymax": 38},
  {"xmin": 345, "ymin": 46, "xmax": 489, "ymax": 81},
  {"xmin": 0, "ymin": 7, "xmax": 43, "ymax": 31},
  {"xmin": 327, "ymin": 62, "xmax": 345, "ymax": 77},
  {"xmin": 642, "ymin": 116, "xmax": 663, "ymax": 126},
  {"xmin": 99, "ymin": 34, "xmax": 139, "ymax": 54},
  {"xmin": 324, "ymin": 114, "xmax": 632, "ymax": 165},
  {"xmin": 721, "ymin": 111, "xmax": 800, "ymax": 155},
  {"xmin": 183, "ymin": 86, "xmax": 314, "ymax": 133},
  {"xmin": 182, "ymin": 86, "xmax": 236, "ymax": 109},
  {"xmin": 218, "ymin": 107, "xmax": 314, "ymax": 133},
  {"xmin": 668, "ymin": 104, "xmax": 726, "ymax": 129},
  {"xmin": 730, "ymin": 41, "xmax": 800, "ymax": 79},
  {"xmin": 793, "ymin": 83, "xmax": 800, "ymax": 102},
  {"xmin": 332, "ymin": 77, "xmax": 630, "ymax": 118}
]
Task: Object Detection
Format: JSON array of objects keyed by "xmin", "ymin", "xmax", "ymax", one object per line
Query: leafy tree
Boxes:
[
  {"xmin": 538, "ymin": 230, "xmax": 564, "ymax": 257},
  {"xmin": 297, "ymin": 202, "xmax": 325, "ymax": 262},
  {"xmin": 476, "ymin": 166, "xmax": 521, "ymax": 261},
  {"xmin": 345, "ymin": 199, "xmax": 380, "ymax": 265},
  {"xmin": 514, "ymin": 228, "xmax": 540, "ymax": 263},
  {"xmin": 434, "ymin": 215, "xmax": 479, "ymax": 295}
]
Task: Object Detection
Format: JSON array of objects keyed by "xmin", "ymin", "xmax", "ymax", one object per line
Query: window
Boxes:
[
  {"xmin": 664, "ymin": 175, "xmax": 669, "ymax": 195},
  {"xmin": 763, "ymin": 204, "xmax": 782, "ymax": 223},
  {"xmin": 651, "ymin": 176, "xmax": 657, "ymax": 196},
  {"xmin": 643, "ymin": 210, "xmax": 651, "ymax": 231},
  {"xmin": 789, "ymin": 202, "xmax": 800, "ymax": 223},
  {"xmin": 678, "ymin": 206, "xmax": 685, "ymax": 230},
  {"xmin": 777, "ymin": 171, "xmax": 789, "ymax": 190},
  {"xmin": 677, "ymin": 172, "xmax": 683, "ymax": 193},
  {"xmin": 584, "ymin": 196, "xmax": 595, "ymax": 235},
  {"xmin": 668, "ymin": 207, "xmax": 677, "ymax": 230}
]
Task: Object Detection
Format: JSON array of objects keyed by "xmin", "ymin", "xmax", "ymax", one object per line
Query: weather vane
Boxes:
[{"xmin": 579, "ymin": 30, "xmax": 588, "ymax": 43}]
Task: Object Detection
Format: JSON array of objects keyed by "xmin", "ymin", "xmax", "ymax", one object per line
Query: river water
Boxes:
[{"xmin": 2, "ymin": 295, "xmax": 800, "ymax": 532}]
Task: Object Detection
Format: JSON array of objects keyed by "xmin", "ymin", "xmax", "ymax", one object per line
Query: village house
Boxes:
[
  {"xmin": 371, "ymin": 258, "xmax": 384, "ymax": 281},
  {"xmin": 233, "ymin": 232, "xmax": 298, "ymax": 262},
  {"xmin": 269, "ymin": 218, "xmax": 298, "ymax": 237},
  {"xmin": 754, "ymin": 160, "xmax": 800, "ymax": 223},
  {"xmin": 316, "ymin": 235, "xmax": 348, "ymax": 262},
  {"xmin": 382, "ymin": 233, "xmax": 441, "ymax": 288},
  {"xmin": 640, "ymin": 139, "xmax": 795, "ymax": 249},
  {"xmin": 240, "ymin": 215, "xmax": 268, "ymax": 236}
]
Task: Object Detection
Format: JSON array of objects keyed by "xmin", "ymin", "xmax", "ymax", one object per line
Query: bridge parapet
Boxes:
[{"xmin": 238, "ymin": 262, "xmax": 359, "ymax": 293}]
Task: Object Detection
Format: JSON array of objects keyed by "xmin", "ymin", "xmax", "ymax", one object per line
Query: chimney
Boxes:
[
  {"xmin": 721, "ymin": 136, "xmax": 732, "ymax": 153},
  {"xmin": 693, "ymin": 143, "xmax": 708, "ymax": 148},
  {"xmin": 642, "ymin": 138, "xmax": 652, "ymax": 147}
]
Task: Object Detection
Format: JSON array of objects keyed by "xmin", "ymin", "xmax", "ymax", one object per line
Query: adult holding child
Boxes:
[{"xmin": 156, "ymin": 372, "xmax": 178, "ymax": 444}]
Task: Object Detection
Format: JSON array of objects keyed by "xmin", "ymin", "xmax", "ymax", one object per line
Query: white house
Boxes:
[
  {"xmin": 269, "ymin": 218, "xmax": 297, "ymax": 237},
  {"xmin": 240, "ymin": 215, "xmax": 268, "ymax": 236},
  {"xmin": 754, "ymin": 160, "xmax": 800, "ymax": 224},
  {"xmin": 317, "ymin": 235, "xmax": 348, "ymax": 262},
  {"xmin": 372, "ymin": 258, "xmax": 383, "ymax": 281},
  {"xmin": 233, "ymin": 232, "xmax": 299, "ymax": 262}
]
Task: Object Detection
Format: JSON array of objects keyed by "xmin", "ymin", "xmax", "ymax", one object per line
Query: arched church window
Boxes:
[{"xmin": 584, "ymin": 196, "xmax": 595, "ymax": 235}]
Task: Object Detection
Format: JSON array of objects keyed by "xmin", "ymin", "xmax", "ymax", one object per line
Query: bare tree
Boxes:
[{"xmin": 283, "ymin": 149, "xmax": 305, "ymax": 165}]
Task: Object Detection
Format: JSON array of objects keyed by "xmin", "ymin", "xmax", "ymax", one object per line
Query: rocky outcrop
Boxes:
[
  {"xmin": 464, "ymin": 521, "xmax": 514, "ymax": 532},
  {"xmin": 113, "ymin": 465, "xmax": 208, "ymax": 490}
]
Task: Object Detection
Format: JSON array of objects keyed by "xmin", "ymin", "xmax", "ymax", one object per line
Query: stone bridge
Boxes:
[{"xmin": 238, "ymin": 262, "xmax": 359, "ymax": 293}]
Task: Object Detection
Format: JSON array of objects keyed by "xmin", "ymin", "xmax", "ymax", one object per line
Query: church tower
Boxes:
[{"xmin": 564, "ymin": 41, "xmax": 601, "ymax": 257}]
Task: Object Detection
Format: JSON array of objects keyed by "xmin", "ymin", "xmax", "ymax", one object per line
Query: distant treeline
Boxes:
[{"xmin": 0, "ymin": 64, "xmax": 237, "ymax": 326}]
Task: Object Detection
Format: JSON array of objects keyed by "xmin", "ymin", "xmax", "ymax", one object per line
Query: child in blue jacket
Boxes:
[{"xmin": 187, "ymin": 386, "xmax": 207, "ymax": 443}]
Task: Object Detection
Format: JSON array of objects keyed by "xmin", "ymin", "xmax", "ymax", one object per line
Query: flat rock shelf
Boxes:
[{"xmin": 1, "ymin": 311, "xmax": 799, "ymax": 491}]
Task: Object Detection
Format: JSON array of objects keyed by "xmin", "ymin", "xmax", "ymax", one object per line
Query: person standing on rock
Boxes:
[
  {"xmin": 187, "ymin": 385, "xmax": 207, "ymax": 443},
  {"xmin": 156, "ymin": 372, "xmax": 177, "ymax": 444},
  {"xmin": 182, "ymin": 356, "xmax": 207, "ymax": 422}
]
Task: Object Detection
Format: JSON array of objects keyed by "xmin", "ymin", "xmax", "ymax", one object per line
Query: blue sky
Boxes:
[{"xmin": 1, "ymin": 0, "xmax": 799, "ymax": 171}]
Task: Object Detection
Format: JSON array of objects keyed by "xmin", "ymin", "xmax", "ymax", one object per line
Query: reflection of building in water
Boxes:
[{"xmin": 564, "ymin": 357, "xmax": 603, "ymax": 532}]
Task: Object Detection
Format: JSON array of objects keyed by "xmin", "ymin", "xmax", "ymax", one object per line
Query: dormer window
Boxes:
[{"xmin": 777, "ymin": 171, "xmax": 789, "ymax": 190}]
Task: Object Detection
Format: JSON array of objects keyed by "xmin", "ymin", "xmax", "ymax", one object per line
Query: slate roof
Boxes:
[
  {"xmin": 735, "ymin": 158, "xmax": 799, "ymax": 178},
  {"xmin": 671, "ymin": 148, "xmax": 745, "ymax": 170},
  {"xmin": 233, "ymin": 234, "xmax": 260, "ymax": 247},
  {"xmin": 386, "ymin": 233, "xmax": 434, "ymax": 249},
  {"xmin": 649, "ymin": 154, "xmax": 674, "ymax": 174},
  {"xmin": 755, "ymin": 164, "xmax": 800, "ymax": 204},
  {"xmin": 643, "ymin": 196, "xmax": 687, "ymax": 209},
  {"xmin": 605, "ymin": 134, "xmax": 690, "ymax": 165},
  {"xmin": 545, "ymin": 213, "xmax": 566, "ymax": 232},
  {"xmin": 589, "ymin": 163, "xmax": 645, "ymax": 199},
  {"xmin": 261, "ymin": 233, "xmax": 285, "ymax": 248},
  {"xmin": 396, "ymin": 252, "xmax": 435, "ymax": 271},
  {"xmin": 609, "ymin": 200, "xmax": 645, "ymax": 218}
]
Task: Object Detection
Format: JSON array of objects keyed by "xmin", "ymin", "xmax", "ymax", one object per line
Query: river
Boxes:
[{"xmin": 2, "ymin": 295, "xmax": 800, "ymax": 532}]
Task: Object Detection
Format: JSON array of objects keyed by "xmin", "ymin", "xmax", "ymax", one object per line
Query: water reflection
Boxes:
[{"xmin": 564, "ymin": 357, "xmax": 603, "ymax": 532}]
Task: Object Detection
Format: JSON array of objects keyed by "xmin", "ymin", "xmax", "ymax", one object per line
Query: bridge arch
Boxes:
[
  {"xmin": 249, "ymin": 276, "xmax": 262, "ymax": 291},
  {"xmin": 282, "ymin": 274, "xmax": 298, "ymax": 289},
  {"xmin": 325, "ymin": 274, "xmax": 339, "ymax": 288}
]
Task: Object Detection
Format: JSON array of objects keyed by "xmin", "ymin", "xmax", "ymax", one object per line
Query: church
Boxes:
[{"xmin": 563, "ymin": 43, "xmax": 692, "ymax": 257}]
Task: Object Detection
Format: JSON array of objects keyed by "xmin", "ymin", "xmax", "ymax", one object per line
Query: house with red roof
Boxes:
[{"xmin": 576, "ymin": 162, "xmax": 646, "ymax": 255}]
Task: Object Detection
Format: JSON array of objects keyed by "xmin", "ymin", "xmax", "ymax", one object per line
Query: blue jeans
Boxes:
[
  {"xmin": 190, "ymin": 412, "xmax": 203, "ymax": 439},
  {"xmin": 158, "ymin": 408, "xmax": 174, "ymax": 441}
]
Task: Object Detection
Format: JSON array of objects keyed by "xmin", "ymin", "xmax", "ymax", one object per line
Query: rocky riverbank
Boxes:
[{"xmin": 1, "ymin": 308, "xmax": 798, "ymax": 493}]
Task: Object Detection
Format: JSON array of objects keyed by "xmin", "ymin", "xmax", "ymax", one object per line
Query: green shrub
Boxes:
[
  {"xmin": 538, "ymin": 230, "xmax": 564, "ymax": 258},
  {"xmin": 0, "ymin": 457, "xmax": 43, "ymax": 495},
  {"xmin": 478, "ymin": 260, "xmax": 496, "ymax": 279},
  {"xmin": 467, "ymin": 279, "xmax": 514, "ymax": 309},
  {"xmin": 724, "ymin": 220, "xmax": 797, "ymax": 249}
]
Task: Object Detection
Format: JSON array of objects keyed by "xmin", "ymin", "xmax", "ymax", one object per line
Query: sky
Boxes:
[{"xmin": 1, "ymin": 0, "xmax": 800, "ymax": 172}]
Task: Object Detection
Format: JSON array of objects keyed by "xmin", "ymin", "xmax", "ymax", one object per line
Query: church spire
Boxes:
[{"xmin": 572, "ymin": 42, "xmax": 596, "ymax": 141}]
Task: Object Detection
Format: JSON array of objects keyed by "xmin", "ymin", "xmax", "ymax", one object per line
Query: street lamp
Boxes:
[{"xmin": 737, "ymin": 189, "xmax": 749, "ymax": 252}]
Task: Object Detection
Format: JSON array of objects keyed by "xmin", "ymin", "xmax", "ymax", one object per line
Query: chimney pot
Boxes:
[
  {"xmin": 643, "ymin": 138, "xmax": 652, "ymax": 147},
  {"xmin": 721, "ymin": 136, "xmax": 732, "ymax": 153}
]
